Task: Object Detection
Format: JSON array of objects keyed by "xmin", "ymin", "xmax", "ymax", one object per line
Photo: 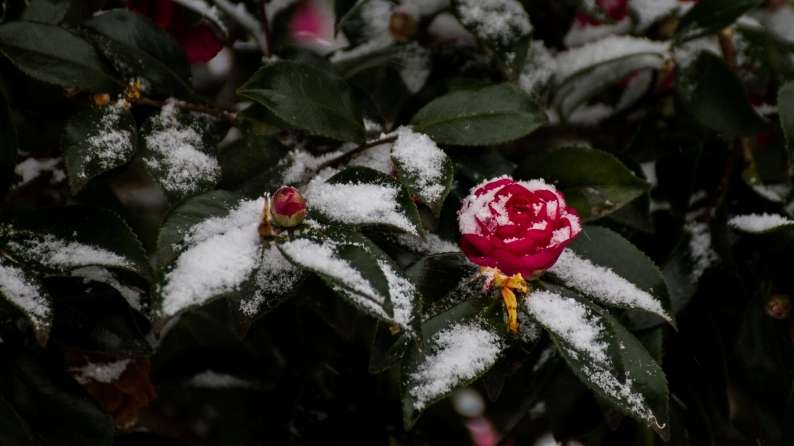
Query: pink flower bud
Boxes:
[
  {"xmin": 766, "ymin": 293, "xmax": 791, "ymax": 319},
  {"xmin": 271, "ymin": 186, "xmax": 307, "ymax": 228},
  {"xmin": 389, "ymin": 11, "xmax": 417, "ymax": 42}
]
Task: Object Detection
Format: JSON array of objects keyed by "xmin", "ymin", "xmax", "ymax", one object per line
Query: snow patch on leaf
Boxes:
[
  {"xmin": 184, "ymin": 370, "xmax": 257, "ymax": 389},
  {"xmin": 70, "ymin": 359, "xmax": 130, "ymax": 384},
  {"xmin": 555, "ymin": 35, "xmax": 669, "ymax": 82},
  {"xmin": 0, "ymin": 258, "xmax": 50, "ymax": 331},
  {"xmin": 3, "ymin": 233, "xmax": 132, "ymax": 271},
  {"xmin": 389, "ymin": 233, "xmax": 460, "ymax": 255},
  {"xmin": 729, "ymin": 213, "xmax": 794, "ymax": 233},
  {"xmin": 684, "ymin": 222, "xmax": 719, "ymax": 283},
  {"xmin": 83, "ymin": 101, "xmax": 134, "ymax": 172},
  {"xmin": 71, "ymin": 266, "xmax": 144, "ymax": 311},
  {"xmin": 455, "ymin": 0, "xmax": 532, "ymax": 45},
  {"xmin": 238, "ymin": 247, "xmax": 301, "ymax": 317},
  {"xmin": 408, "ymin": 322, "xmax": 501, "ymax": 411},
  {"xmin": 392, "ymin": 126, "xmax": 447, "ymax": 202}
]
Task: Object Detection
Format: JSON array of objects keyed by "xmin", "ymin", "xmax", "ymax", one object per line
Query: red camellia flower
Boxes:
[
  {"xmin": 128, "ymin": 0, "xmax": 223, "ymax": 63},
  {"xmin": 458, "ymin": 177, "xmax": 582, "ymax": 279},
  {"xmin": 271, "ymin": 186, "xmax": 307, "ymax": 228}
]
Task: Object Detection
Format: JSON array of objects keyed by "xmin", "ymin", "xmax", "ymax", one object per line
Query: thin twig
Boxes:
[
  {"xmin": 315, "ymin": 136, "xmax": 398, "ymax": 171},
  {"xmin": 718, "ymin": 29, "xmax": 737, "ymax": 69},
  {"xmin": 544, "ymin": 0, "xmax": 566, "ymax": 51},
  {"xmin": 135, "ymin": 98, "xmax": 238, "ymax": 125}
]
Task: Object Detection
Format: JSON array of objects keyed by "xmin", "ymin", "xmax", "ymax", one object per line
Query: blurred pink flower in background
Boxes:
[
  {"xmin": 575, "ymin": 0, "xmax": 629, "ymax": 25},
  {"xmin": 288, "ymin": 0, "xmax": 345, "ymax": 53},
  {"xmin": 128, "ymin": 0, "xmax": 223, "ymax": 63}
]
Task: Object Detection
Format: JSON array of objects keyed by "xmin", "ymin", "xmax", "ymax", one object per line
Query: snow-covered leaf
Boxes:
[
  {"xmin": 61, "ymin": 102, "xmax": 137, "ymax": 195},
  {"xmin": 305, "ymin": 166, "xmax": 423, "ymax": 236},
  {"xmin": 515, "ymin": 146, "xmax": 650, "ymax": 222},
  {"xmin": 385, "ymin": 233, "xmax": 460, "ymax": 256},
  {"xmin": 391, "ymin": 126, "xmax": 454, "ymax": 216},
  {"xmin": 401, "ymin": 297, "xmax": 505, "ymax": 428},
  {"xmin": 46, "ymin": 277, "xmax": 153, "ymax": 358},
  {"xmin": 80, "ymin": 10, "xmax": 193, "ymax": 99},
  {"xmin": 452, "ymin": 0, "xmax": 533, "ymax": 76},
  {"xmin": 277, "ymin": 226, "xmax": 423, "ymax": 338},
  {"xmin": 0, "ymin": 205, "xmax": 152, "ymax": 280},
  {"xmin": 526, "ymin": 287, "xmax": 669, "ymax": 439},
  {"xmin": 227, "ymin": 244, "xmax": 309, "ymax": 339},
  {"xmin": 139, "ymin": 102, "xmax": 221, "ymax": 204},
  {"xmin": 410, "ymin": 83, "xmax": 548, "ymax": 146},
  {"xmin": 0, "ymin": 21, "xmax": 125, "ymax": 93},
  {"xmin": 238, "ymin": 60, "xmax": 366, "ymax": 143},
  {"xmin": 741, "ymin": 162, "xmax": 785, "ymax": 203},
  {"xmin": 546, "ymin": 226, "xmax": 676, "ymax": 329},
  {"xmin": 0, "ymin": 90, "xmax": 16, "ymax": 203},
  {"xmin": 675, "ymin": 51, "xmax": 770, "ymax": 138},
  {"xmin": 0, "ymin": 257, "xmax": 52, "ymax": 347},
  {"xmin": 674, "ymin": 0, "xmax": 763, "ymax": 44},
  {"xmin": 152, "ymin": 193, "xmax": 264, "ymax": 324},
  {"xmin": 729, "ymin": 213, "xmax": 794, "ymax": 234}
]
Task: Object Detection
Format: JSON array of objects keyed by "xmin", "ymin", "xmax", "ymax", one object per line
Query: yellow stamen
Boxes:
[
  {"xmin": 501, "ymin": 287, "xmax": 519, "ymax": 335},
  {"xmin": 477, "ymin": 267, "xmax": 529, "ymax": 336}
]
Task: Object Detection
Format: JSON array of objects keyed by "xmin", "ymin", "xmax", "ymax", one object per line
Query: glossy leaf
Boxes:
[
  {"xmin": 674, "ymin": 0, "xmax": 763, "ymax": 44},
  {"xmin": 0, "ymin": 396, "xmax": 35, "ymax": 446},
  {"xmin": 19, "ymin": 0, "xmax": 69, "ymax": 24},
  {"xmin": 546, "ymin": 226, "xmax": 676, "ymax": 328},
  {"xmin": 514, "ymin": 146, "xmax": 650, "ymax": 221},
  {"xmin": 81, "ymin": 10, "xmax": 193, "ymax": 99},
  {"xmin": 0, "ymin": 205, "xmax": 153, "ymax": 280},
  {"xmin": 277, "ymin": 226, "xmax": 423, "ymax": 338},
  {"xmin": 409, "ymin": 83, "xmax": 548, "ymax": 146},
  {"xmin": 675, "ymin": 51, "xmax": 770, "ymax": 138},
  {"xmin": 61, "ymin": 103, "xmax": 137, "ymax": 195},
  {"xmin": 0, "ymin": 257, "xmax": 52, "ymax": 347},
  {"xmin": 0, "ymin": 344, "xmax": 114, "ymax": 446},
  {"xmin": 306, "ymin": 166, "xmax": 424, "ymax": 236},
  {"xmin": 139, "ymin": 104, "xmax": 221, "ymax": 204},
  {"xmin": 0, "ymin": 21, "xmax": 124, "ymax": 93},
  {"xmin": 47, "ymin": 277, "xmax": 152, "ymax": 358},
  {"xmin": 0, "ymin": 91, "xmax": 16, "ymax": 202},
  {"xmin": 450, "ymin": 147, "xmax": 516, "ymax": 185},
  {"xmin": 238, "ymin": 60, "xmax": 366, "ymax": 143},
  {"xmin": 391, "ymin": 130, "xmax": 455, "ymax": 216},
  {"xmin": 218, "ymin": 135, "xmax": 289, "ymax": 190},
  {"xmin": 369, "ymin": 320, "xmax": 411, "ymax": 374},
  {"xmin": 401, "ymin": 298, "xmax": 505, "ymax": 428}
]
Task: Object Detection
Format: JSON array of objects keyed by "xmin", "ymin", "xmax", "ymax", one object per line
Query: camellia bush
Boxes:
[{"xmin": 0, "ymin": 0, "xmax": 794, "ymax": 444}]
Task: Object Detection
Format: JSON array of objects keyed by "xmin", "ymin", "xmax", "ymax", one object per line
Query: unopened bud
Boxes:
[
  {"xmin": 389, "ymin": 11, "xmax": 417, "ymax": 42},
  {"xmin": 271, "ymin": 186, "xmax": 306, "ymax": 228},
  {"xmin": 93, "ymin": 93, "xmax": 111, "ymax": 105},
  {"xmin": 766, "ymin": 293, "xmax": 791, "ymax": 319}
]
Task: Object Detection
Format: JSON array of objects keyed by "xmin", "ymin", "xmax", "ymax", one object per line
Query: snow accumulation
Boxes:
[
  {"xmin": 629, "ymin": 0, "xmax": 680, "ymax": 32},
  {"xmin": 455, "ymin": 0, "xmax": 532, "ymax": 45},
  {"xmin": 752, "ymin": 5, "xmax": 794, "ymax": 44},
  {"xmin": 142, "ymin": 102, "xmax": 221, "ymax": 196},
  {"xmin": 565, "ymin": 16, "xmax": 631, "ymax": 48},
  {"xmin": 519, "ymin": 42, "xmax": 557, "ymax": 97},
  {"xmin": 348, "ymin": 142, "xmax": 393, "ymax": 174},
  {"xmin": 238, "ymin": 247, "xmax": 301, "ymax": 317},
  {"xmin": 409, "ymin": 322, "xmax": 501, "ymax": 410},
  {"xmin": 83, "ymin": 101, "xmax": 134, "ymax": 171},
  {"xmin": 281, "ymin": 149, "xmax": 342, "ymax": 185},
  {"xmin": 392, "ymin": 126, "xmax": 447, "ymax": 202},
  {"xmin": 13, "ymin": 157, "xmax": 65, "ymax": 189},
  {"xmin": 71, "ymin": 359, "xmax": 130, "ymax": 384},
  {"xmin": 184, "ymin": 370, "xmax": 257, "ymax": 389},
  {"xmin": 548, "ymin": 249, "xmax": 668, "ymax": 320},
  {"xmin": 526, "ymin": 290, "xmax": 657, "ymax": 424},
  {"xmin": 555, "ymin": 35, "xmax": 670, "ymax": 83},
  {"xmin": 397, "ymin": 0, "xmax": 450, "ymax": 18},
  {"xmin": 729, "ymin": 213, "xmax": 794, "ymax": 233},
  {"xmin": 390, "ymin": 233, "xmax": 460, "ymax": 254},
  {"xmin": 3, "ymin": 234, "xmax": 132, "ymax": 271},
  {"xmin": 71, "ymin": 266, "xmax": 143, "ymax": 310},
  {"xmin": 685, "ymin": 222, "xmax": 719, "ymax": 283},
  {"xmin": 304, "ymin": 176, "xmax": 418, "ymax": 235},
  {"xmin": 159, "ymin": 198, "xmax": 264, "ymax": 318},
  {"xmin": 397, "ymin": 42, "xmax": 432, "ymax": 94},
  {"xmin": 0, "ymin": 258, "xmax": 50, "ymax": 331}
]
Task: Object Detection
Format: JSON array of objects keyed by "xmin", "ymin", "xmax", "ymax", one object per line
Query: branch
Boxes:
[
  {"xmin": 213, "ymin": 0, "xmax": 269, "ymax": 55},
  {"xmin": 315, "ymin": 136, "xmax": 398, "ymax": 171},
  {"xmin": 135, "ymin": 98, "xmax": 238, "ymax": 125}
]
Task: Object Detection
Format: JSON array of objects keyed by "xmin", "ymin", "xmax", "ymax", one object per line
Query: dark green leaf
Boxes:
[
  {"xmin": 19, "ymin": 0, "xmax": 69, "ymax": 24},
  {"xmin": 277, "ymin": 226, "xmax": 423, "ymax": 338},
  {"xmin": 306, "ymin": 166, "xmax": 424, "ymax": 237},
  {"xmin": 154, "ymin": 190, "xmax": 242, "ymax": 270},
  {"xmin": 47, "ymin": 277, "xmax": 153, "ymax": 357},
  {"xmin": 62, "ymin": 103, "xmax": 137, "ymax": 195},
  {"xmin": 450, "ymin": 147, "xmax": 516, "ymax": 184},
  {"xmin": 237, "ymin": 102, "xmax": 288, "ymax": 135},
  {"xmin": 81, "ymin": 10, "xmax": 193, "ymax": 99},
  {"xmin": 0, "ymin": 395, "xmax": 35, "ymax": 446},
  {"xmin": 404, "ymin": 252, "xmax": 477, "ymax": 309},
  {"xmin": 514, "ymin": 146, "xmax": 650, "ymax": 221},
  {"xmin": 0, "ymin": 205, "xmax": 153, "ymax": 280},
  {"xmin": 546, "ymin": 226, "xmax": 676, "ymax": 328},
  {"xmin": 410, "ymin": 83, "xmax": 548, "ymax": 146},
  {"xmin": 0, "ymin": 344, "xmax": 114, "ymax": 446},
  {"xmin": 238, "ymin": 60, "xmax": 366, "ymax": 143},
  {"xmin": 335, "ymin": 0, "xmax": 365, "ymax": 32},
  {"xmin": 777, "ymin": 80, "xmax": 794, "ymax": 170},
  {"xmin": 0, "ymin": 21, "xmax": 124, "ymax": 93},
  {"xmin": 391, "ymin": 130, "xmax": 454, "ymax": 216},
  {"xmin": 674, "ymin": 0, "xmax": 763, "ymax": 44},
  {"xmin": 369, "ymin": 320, "xmax": 411, "ymax": 374},
  {"xmin": 401, "ymin": 298, "xmax": 505, "ymax": 428},
  {"xmin": 139, "ymin": 104, "xmax": 221, "ymax": 203},
  {"xmin": 0, "ymin": 257, "xmax": 52, "ymax": 347},
  {"xmin": 0, "ymin": 91, "xmax": 16, "ymax": 202},
  {"xmin": 218, "ymin": 134, "xmax": 289, "ymax": 190},
  {"xmin": 675, "ymin": 51, "xmax": 770, "ymax": 138}
]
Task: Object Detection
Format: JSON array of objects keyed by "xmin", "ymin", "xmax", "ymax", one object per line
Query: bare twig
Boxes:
[
  {"xmin": 135, "ymin": 98, "xmax": 238, "ymax": 125},
  {"xmin": 718, "ymin": 28, "xmax": 737, "ymax": 69},
  {"xmin": 315, "ymin": 136, "xmax": 398, "ymax": 171}
]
